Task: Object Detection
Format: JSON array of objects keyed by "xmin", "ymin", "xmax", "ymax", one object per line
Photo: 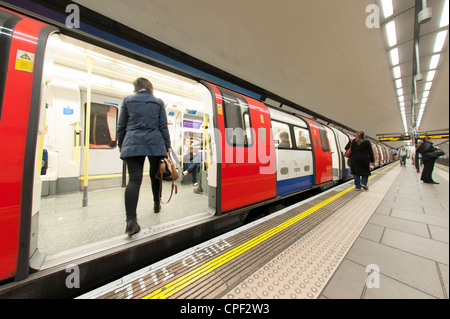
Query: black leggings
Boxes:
[{"xmin": 125, "ymin": 156, "xmax": 162, "ymax": 220}]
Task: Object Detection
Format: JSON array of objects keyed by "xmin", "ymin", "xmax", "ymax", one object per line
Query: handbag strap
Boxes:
[
  {"xmin": 158, "ymin": 159, "xmax": 178, "ymax": 204},
  {"xmin": 158, "ymin": 175, "xmax": 177, "ymax": 204}
]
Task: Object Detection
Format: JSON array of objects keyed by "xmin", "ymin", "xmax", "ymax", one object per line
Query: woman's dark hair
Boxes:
[{"xmin": 133, "ymin": 77, "xmax": 154, "ymax": 93}]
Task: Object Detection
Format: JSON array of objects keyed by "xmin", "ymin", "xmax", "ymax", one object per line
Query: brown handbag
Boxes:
[
  {"xmin": 344, "ymin": 147, "xmax": 352, "ymax": 158},
  {"xmin": 156, "ymin": 156, "xmax": 179, "ymax": 181},
  {"xmin": 156, "ymin": 155, "xmax": 178, "ymax": 204},
  {"xmin": 344, "ymin": 140, "xmax": 354, "ymax": 158}
]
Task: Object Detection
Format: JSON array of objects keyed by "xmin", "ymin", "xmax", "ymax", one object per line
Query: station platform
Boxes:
[{"xmin": 79, "ymin": 162, "xmax": 449, "ymax": 300}]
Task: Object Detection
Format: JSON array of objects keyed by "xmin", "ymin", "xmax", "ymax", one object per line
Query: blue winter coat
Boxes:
[{"xmin": 117, "ymin": 91, "xmax": 171, "ymax": 159}]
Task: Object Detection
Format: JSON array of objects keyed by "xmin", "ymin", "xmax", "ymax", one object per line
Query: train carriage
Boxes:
[{"xmin": 0, "ymin": 5, "xmax": 395, "ymax": 286}]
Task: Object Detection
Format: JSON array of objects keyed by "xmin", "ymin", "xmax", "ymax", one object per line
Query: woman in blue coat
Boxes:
[{"xmin": 117, "ymin": 78, "xmax": 171, "ymax": 236}]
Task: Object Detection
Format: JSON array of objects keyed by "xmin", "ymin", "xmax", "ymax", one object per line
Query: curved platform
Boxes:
[{"xmin": 79, "ymin": 162, "xmax": 449, "ymax": 299}]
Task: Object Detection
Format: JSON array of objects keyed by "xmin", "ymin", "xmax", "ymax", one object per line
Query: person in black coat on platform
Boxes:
[
  {"xmin": 417, "ymin": 136, "xmax": 439, "ymax": 184},
  {"xmin": 345, "ymin": 131, "xmax": 375, "ymax": 191},
  {"xmin": 118, "ymin": 78, "xmax": 172, "ymax": 236}
]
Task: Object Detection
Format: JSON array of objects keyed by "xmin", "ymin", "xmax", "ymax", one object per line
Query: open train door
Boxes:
[
  {"xmin": 0, "ymin": 7, "xmax": 57, "ymax": 281},
  {"xmin": 204, "ymin": 83, "xmax": 276, "ymax": 214}
]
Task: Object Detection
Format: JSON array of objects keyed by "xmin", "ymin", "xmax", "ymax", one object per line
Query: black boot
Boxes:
[
  {"xmin": 125, "ymin": 218, "xmax": 141, "ymax": 237},
  {"xmin": 154, "ymin": 201, "xmax": 161, "ymax": 213}
]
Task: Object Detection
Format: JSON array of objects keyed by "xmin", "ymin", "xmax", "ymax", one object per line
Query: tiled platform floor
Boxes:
[{"xmin": 321, "ymin": 163, "xmax": 449, "ymax": 299}]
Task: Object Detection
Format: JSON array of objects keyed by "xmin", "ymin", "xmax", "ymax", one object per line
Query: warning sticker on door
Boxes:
[{"xmin": 15, "ymin": 50, "xmax": 35, "ymax": 73}]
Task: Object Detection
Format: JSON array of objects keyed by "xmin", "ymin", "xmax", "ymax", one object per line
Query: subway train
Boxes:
[{"xmin": 0, "ymin": 6, "xmax": 395, "ymax": 286}]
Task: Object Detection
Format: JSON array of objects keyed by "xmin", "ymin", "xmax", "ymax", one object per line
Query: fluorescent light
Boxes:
[
  {"xmin": 393, "ymin": 66, "xmax": 401, "ymax": 79},
  {"xmin": 398, "ymin": 95, "xmax": 404, "ymax": 102},
  {"xmin": 424, "ymin": 82, "xmax": 433, "ymax": 90},
  {"xmin": 397, "ymin": 88, "xmax": 403, "ymax": 96},
  {"xmin": 390, "ymin": 48, "xmax": 399, "ymax": 66},
  {"xmin": 386, "ymin": 21, "xmax": 397, "ymax": 47},
  {"xmin": 396, "ymin": 79, "xmax": 402, "ymax": 88},
  {"xmin": 429, "ymin": 54, "xmax": 440, "ymax": 69},
  {"xmin": 423, "ymin": 91, "xmax": 430, "ymax": 98},
  {"xmin": 422, "ymin": 97, "xmax": 428, "ymax": 104},
  {"xmin": 427, "ymin": 70, "xmax": 436, "ymax": 82},
  {"xmin": 381, "ymin": 0, "xmax": 394, "ymax": 18},
  {"xmin": 400, "ymin": 101, "xmax": 405, "ymax": 107},
  {"xmin": 441, "ymin": 0, "xmax": 449, "ymax": 27},
  {"xmin": 434, "ymin": 30, "xmax": 448, "ymax": 52}
]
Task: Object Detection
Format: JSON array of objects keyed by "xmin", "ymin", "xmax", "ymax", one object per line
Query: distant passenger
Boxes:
[
  {"xmin": 182, "ymin": 137, "xmax": 200, "ymax": 187},
  {"xmin": 297, "ymin": 136, "xmax": 308, "ymax": 149},
  {"xmin": 417, "ymin": 136, "xmax": 439, "ymax": 184},
  {"xmin": 345, "ymin": 131, "xmax": 375, "ymax": 191},
  {"xmin": 117, "ymin": 77, "xmax": 172, "ymax": 237},
  {"xmin": 278, "ymin": 131, "xmax": 291, "ymax": 149},
  {"xmin": 41, "ymin": 149, "xmax": 48, "ymax": 175},
  {"xmin": 398, "ymin": 145, "xmax": 408, "ymax": 167}
]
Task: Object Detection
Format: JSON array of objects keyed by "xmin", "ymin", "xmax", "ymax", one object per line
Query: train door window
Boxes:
[
  {"xmin": 221, "ymin": 89, "xmax": 253, "ymax": 147},
  {"xmin": 318, "ymin": 126, "xmax": 330, "ymax": 152},
  {"xmin": 293, "ymin": 127, "xmax": 312, "ymax": 150},
  {"xmin": 84, "ymin": 102, "xmax": 118, "ymax": 149},
  {"xmin": 272, "ymin": 121, "xmax": 291, "ymax": 149},
  {"xmin": 1, "ymin": 11, "xmax": 20, "ymax": 121}
]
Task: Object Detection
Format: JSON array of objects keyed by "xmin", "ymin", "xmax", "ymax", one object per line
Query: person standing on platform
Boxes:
[
  {"xmin": 398, "ymin": 145, "xmax": 408, "ymax": 167},
  {"xmin": 345, "ymin": 131, "xmax": 375, "ymax": 191},
  {"xmin": 118, "ymin": 77, "xmax": 172, "ymax": 237},
  {"xmin": 417, "ymin": 136, "xmax": 439, "ymax": 184}
]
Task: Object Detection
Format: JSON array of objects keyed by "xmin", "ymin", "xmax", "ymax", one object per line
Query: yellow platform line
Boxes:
[
  {"xmin": 381, "ymin": 162, "xmax": 399, "ymax": 172},
  {"xmin": 142, "ymin": 172, "xmax": 384, "ymax": 299}
]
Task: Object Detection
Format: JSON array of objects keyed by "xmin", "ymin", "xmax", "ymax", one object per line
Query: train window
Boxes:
[
  {"xmin": 272, "ymin": 121, "xmax": 291, "ymax": 149},
  {"xmin": 293, "ymin": 127, "xmax": 312, "ymax": 150},
  {"xmin": 221, "ymin": 89, "xmax": 253, "ymax": 147},
  {"xmin": 84, "ymin": 103, "xmax": 118, "ymax": 149},
  {"xmin": 318, "ymin": 126, "xmax": 330, "ymax": 152}
]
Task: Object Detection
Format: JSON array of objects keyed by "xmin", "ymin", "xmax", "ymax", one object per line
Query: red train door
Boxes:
[
  {"xmin": 304, "ymin": 119, "xmax": 333, "ymax": 184},
  {"xmin": 206, "ymin": 83, "xmax": 276, "ymax": 213},
  {"xmin": 0, "ymin": 7, "xmax": 57, "ymax": 281}
]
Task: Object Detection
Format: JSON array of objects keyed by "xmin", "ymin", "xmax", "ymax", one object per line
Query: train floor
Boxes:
[
  {"xmin": 39, "ymin": 175, "xmax": 210, "ymax": 268},
  {"xmin": 79, "ymin": 162, "xmax": 449, "ymax": 299}
]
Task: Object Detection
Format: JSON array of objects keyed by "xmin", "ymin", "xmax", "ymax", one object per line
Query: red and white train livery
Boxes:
[{"xmin": 0, "ymin": 6, "xmax": 394, "ymax": 285}]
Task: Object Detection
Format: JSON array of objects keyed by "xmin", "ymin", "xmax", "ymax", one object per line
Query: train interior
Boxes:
[{"xmin": 33, "ymin": 33, "xmax": 218, "ymax": 269}]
